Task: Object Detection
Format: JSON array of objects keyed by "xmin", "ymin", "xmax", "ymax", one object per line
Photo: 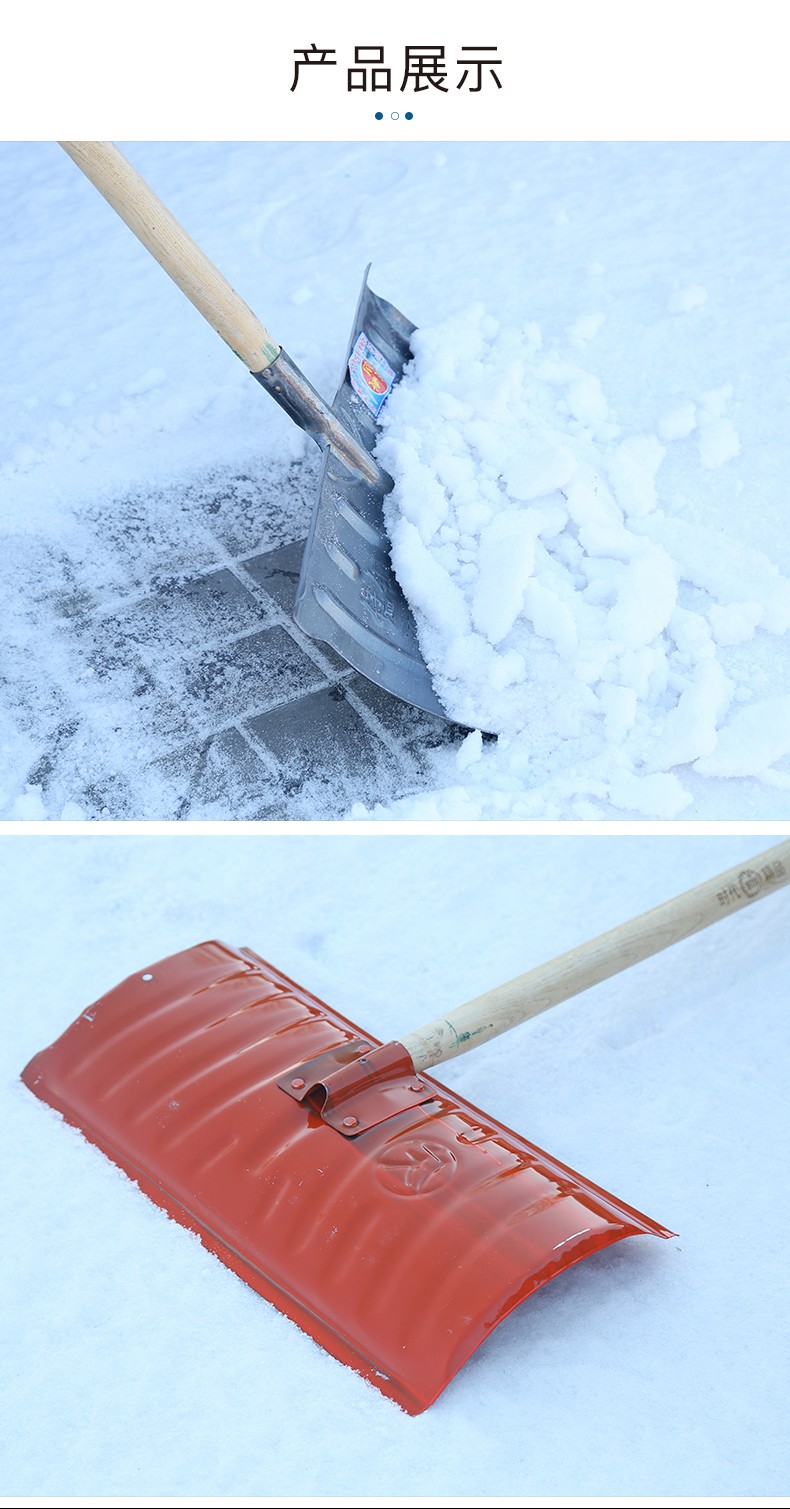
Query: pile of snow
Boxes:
[{"xmin": 376, "ymin": 308, "xmax": 790, "ymax": 817}]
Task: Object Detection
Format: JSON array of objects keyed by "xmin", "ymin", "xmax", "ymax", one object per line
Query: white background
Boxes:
[{"xmin": 2, "ymin": 2, "xmax": 787, "ymax": 140}]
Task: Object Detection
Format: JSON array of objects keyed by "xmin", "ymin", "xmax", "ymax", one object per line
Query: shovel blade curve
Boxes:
[{"xmin": 21, "ymin": 941, "xmax": 672, "ymax": 1413}]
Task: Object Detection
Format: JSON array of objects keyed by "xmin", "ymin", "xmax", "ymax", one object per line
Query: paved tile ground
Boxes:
[{"xmin": 6, "ymin": 454, "xmax": 461, "ymax": 819}]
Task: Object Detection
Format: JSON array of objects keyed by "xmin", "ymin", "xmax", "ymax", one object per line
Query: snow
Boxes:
[
  {"xmin": 667, "ymin": 282, "xmax": 709, "ymax": 314},
  {"xmin": 375, "ymin": 263, "xmax": 788, "ymax": 815},
  {"xmin": 4, "ymin": 833, "xmax": 790, "ymax": 1497},
  {"xmin": 1, "ymin": 140, "xmax": 789, "ymax": 818}
]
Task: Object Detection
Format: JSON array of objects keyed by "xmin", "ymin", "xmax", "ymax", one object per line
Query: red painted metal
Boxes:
[
  {"xmin": 20, "ymin": 941, "xmax": 673, "ymax": 1414},
  {"xmin": 277, "ymin": 1039, "xmax": 437, "ymax": 1133}
]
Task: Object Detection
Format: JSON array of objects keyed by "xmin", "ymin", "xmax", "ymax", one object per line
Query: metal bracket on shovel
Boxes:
[{"xmin": 278, "ymin": 1039, "xmax": 437, "ymax": 1136}]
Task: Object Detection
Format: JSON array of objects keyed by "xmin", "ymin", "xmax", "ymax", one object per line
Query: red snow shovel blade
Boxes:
[{"xmin": 21, "ymin": 942, "xmax": 672, "ymax": 1414}]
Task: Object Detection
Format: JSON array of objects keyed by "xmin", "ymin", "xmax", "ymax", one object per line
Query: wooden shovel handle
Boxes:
[
  {"xmin": 60, "ymin": 141, "xmax": 280, "ymax": 372},
  {"xmin": 401, "ymin": 840, "xmax": 790, "ymax": 1072}
]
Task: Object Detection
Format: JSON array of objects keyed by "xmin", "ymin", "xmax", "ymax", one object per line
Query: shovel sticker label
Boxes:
[{"xmin": 349, "ymin": 333, "xmax": 397, "ymax": 416}]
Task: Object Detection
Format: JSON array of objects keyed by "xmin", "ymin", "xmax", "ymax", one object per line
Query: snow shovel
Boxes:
[
  {"xmin": 20, "ymin": 842, "xmax": 789, "ymax": 1414},
  {"xmin": 59, "ymin": 142, "xmax": 448, "ymax": 720}
]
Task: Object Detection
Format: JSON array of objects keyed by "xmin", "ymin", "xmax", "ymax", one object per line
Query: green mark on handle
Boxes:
[{"xmin": 445, "ymin": 1020, "xmax": 471, "ymax": 1047}]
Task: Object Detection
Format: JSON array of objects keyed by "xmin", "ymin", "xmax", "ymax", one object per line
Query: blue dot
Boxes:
[
  {"xmin": 405, "ymin": 112, "xmax": 413, "ymax": 121},
  {"xmin": 375, "ymin": 111, "xmax": 383, "ymax": 121}
]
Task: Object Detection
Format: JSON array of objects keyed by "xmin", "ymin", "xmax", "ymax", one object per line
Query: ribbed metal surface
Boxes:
[
  {"xmin": 21, "ymin": 942, "xmax": 672, "ymax": 1413},
  {"xmin": 293, "ymin": 270, "xmax": 451, "ymax": 721}
]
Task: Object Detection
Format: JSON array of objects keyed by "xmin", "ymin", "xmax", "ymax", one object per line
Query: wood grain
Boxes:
[{"xmin": 402, "ymin": 841, "xmax": 790, "ymax": 1071}]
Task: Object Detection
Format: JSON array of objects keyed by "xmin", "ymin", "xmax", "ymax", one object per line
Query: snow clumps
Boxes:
[{"xmin": 375, "ymin": 308, "xmax": 790, "ymax": 817}]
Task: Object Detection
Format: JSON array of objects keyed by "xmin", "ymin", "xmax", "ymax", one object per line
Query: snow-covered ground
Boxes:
[
  {"xmin": 2, "ymin": 141, "xmax": 789, "ymax": 819},
  {"xmin": 4, "ymin": 832, "xmax": 789, "ymax": 1496}
]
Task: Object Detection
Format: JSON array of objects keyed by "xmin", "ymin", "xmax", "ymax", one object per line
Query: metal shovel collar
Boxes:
[{"xmin": 21, "ymin": 941, "xmax": 671, "ymax": 1415}]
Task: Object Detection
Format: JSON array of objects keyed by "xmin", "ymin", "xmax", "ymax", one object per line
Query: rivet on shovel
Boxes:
[{"xmin": 19, "ymin": 842, "xmax": 789, "ymax": 1414}]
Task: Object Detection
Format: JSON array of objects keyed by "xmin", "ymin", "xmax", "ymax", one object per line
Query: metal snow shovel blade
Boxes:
[
  {"xmin": 60, "ymin": 142, "xmax": 449, "ymax": 721},
  {"xmin": 20, "ymin": 843, "xmax": 789, "ymax": 1414}
]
